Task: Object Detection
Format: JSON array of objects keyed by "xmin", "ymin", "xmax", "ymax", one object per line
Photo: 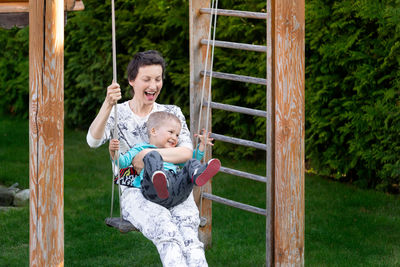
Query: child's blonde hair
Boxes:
[{"xmin": 146, "ymin": 111, "xmax": 181, "ymax": 135}]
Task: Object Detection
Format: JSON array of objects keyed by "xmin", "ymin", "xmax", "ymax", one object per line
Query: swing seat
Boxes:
[
  {"xmin": 105, "ymin": 217, "xmax": 139, "ymax": 233},
  {"xmin": 105, "ymin": 216, "xmax": 207, "ymax": 234}
]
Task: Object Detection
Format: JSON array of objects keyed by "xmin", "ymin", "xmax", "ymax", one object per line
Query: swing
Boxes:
[
  {"xmin": 104, "ymin": 0, "xmax": 138, "ymax": 233},
  {"xmin": 104, "ymin": 0, "xmax": 219, "ymax": 233}
]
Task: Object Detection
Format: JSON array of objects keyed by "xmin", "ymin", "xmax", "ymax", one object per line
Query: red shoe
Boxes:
[
  {"xmin": 192, "ymin": 159, "xmax": 221, "ymax": 186},
  {"xmin": 152, "ymin": 171, "xmax": 169, "ymax": 199}
]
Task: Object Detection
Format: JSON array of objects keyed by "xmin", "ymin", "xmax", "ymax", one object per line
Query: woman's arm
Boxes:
[
  {"xmin": 88, "ymin": 82, "xmax": 121, "ymax": 142},
  {"xmin": 132, "ymin": 147, "xmax": 192, "ymax": 171}
]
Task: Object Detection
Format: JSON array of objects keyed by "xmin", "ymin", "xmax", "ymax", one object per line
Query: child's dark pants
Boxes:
[{"xmin": 141, "ymin": 151, "xmax": 203, "ymax": 209}]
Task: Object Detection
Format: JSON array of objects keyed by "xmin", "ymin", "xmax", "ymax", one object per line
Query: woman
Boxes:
[{"xmin": 87, "ymin": 50, "xmax": 208, "ymax": 267}]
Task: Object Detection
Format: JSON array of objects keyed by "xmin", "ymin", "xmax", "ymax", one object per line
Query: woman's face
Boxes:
[{"xmin": 129, "ymin": 64, "xmax": 163, "ymax": 105}]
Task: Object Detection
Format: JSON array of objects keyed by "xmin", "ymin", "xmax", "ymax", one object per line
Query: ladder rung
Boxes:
[
  {"xmin": 201, "ymin": 70, "xmax": 267, "ymax": 85},
  {"xmin": 200, "ymin": 8, "xmax": 267, "ymax": 20},
  {"xmin": 220, "ymin": 166, "xmax": 266, "ymax": 183},
  {"xmin": 200, "ymin": 39, "xmax": 267, "ymax": 53},
  {"xmin": 211, "ymin": 133, "xmax": 266, "ymax": 151},
  {"xmin": 203, "ymin": 101, "xmax": 267, "ymax": 118},
  {"xmin": 202, "ymin": 192, "xmax": 266, "ymax": 216}
]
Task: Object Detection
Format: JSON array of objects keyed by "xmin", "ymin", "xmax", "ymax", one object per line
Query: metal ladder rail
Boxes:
[
  {"xmin": 220, "ymin": 166, "xmax": 266, "ymax": 183},
  {"xmin": 200, "ymin": 39, "xmax": 267, "ymax": 53},
  {"xmin": 201, "ymin": 70, "xmax": 266, "ymax": 85},
  {"xmin": 203, "ymin": 100, "xmax": 266, "ymax": 120},
  {"xmin": 210, "ymin": 133, "xmax": 266, "ymax": 150},
  {"xmin": 200, "ymin": 8, "xmax": 267, "ymax": 19},
  {"xmin": 202, "ymin": 192, "xmax": 266, "ymax": 215}
]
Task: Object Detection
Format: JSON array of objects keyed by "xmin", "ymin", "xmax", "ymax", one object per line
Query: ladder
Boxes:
[{"xmin": 189, "ymin": 1, "xmax": 305, "ymax": 266}]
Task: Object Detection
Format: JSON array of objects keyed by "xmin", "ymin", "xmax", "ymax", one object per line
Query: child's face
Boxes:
[{"xmin": 150, "ymin": 119, "xmax": 181, "ymax": 148}]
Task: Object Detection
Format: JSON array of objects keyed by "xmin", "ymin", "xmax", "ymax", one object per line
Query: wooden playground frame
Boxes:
[
  {"xmin": 1, "ymin": 0, "xmax": 304, "ymax": 266},
  {"xmin": 190, "ymin": 1, "xmax": 304, "ymax": 265}
]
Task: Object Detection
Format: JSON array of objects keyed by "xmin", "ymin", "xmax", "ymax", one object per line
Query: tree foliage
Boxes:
[
  {"xmin": 306, "ymin": 0, "xmax": 400, "ymax": 191},
  {"xmin": 0, "ymin": 27, "xmax": 29, "ymax": 117},
  {"xmin": 0, "ymin": 0, "xmax": 399, "ymax": 191},
  {"xmin": 64, "ymin": 0, "xmax": 190, "ymax": 129}
]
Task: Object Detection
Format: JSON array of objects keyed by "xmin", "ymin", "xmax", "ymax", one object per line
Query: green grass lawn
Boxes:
[{"xmin": 1, "ymin": 114, "xmax": 399, "ymax": 266}]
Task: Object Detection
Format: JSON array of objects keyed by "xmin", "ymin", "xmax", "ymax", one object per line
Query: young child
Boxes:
[{"xmin": 109, "ymin": 111, "xmax": 221, "ymax": 209}]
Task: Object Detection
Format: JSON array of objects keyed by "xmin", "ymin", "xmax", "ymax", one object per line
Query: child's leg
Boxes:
[
  {"xmin": 141, "ymin": 151, "xmax": 169, "ymax": 202},
  {"xmin": 159, "ymin": 158, "xmax": 219, "ymax": 208},
  {"xmin": 191, "ymin": 159, "xmax": 221, "ymax": 186},
  {"xmin": 159, "ymin": 167, "xmax": 195, "ymax": 208}
]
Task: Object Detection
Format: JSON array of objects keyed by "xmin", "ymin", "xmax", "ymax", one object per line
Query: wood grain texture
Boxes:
[
  {"xmin": 266, "ymin": 0, "xmax": 274, "ymax": 264},
  {"xmin": 189, "ymin": 0, "xmax": 213, "ymax": 249},
  {"xmin": 0, "ymin": 2, "xmax": 28, "ymax": 12},
  {"xmin": 0, "ymin": 0, "xmax": 28, "ymax": 2},
  {"xmin": 0, "ymin": 0, "xmax": 83, "ymax": 12},
  {"xmin": 29, "ymin": 0, "xmax": 64, "ymax": 266},
  {"xmin": 271, "ymin": 0, "xmax": 305, "ymax": 265}
]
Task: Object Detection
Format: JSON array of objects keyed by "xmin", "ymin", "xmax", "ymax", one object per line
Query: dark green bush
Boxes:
[
  {"xmin": 64, "ymin": 0, "xmax": 190, "ymax": 129},
  {"xmin": 0, "ymin": 27, "xmax": 29, "ymax": 117},
  {"xmin": 306, "ymin": 0, "xmax": 400, "ymax": 191},
  {"xmin": 0, "ymin": 0, "xmax": 398, "ymax": 191}
]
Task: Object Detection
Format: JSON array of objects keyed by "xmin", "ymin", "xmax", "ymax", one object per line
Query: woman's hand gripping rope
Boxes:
[
  {"xmin": 109, "ymin": 139, "xmax": 120, "ymax": 161},
  {"xmin": 106, "ymin": 82, "xmax": 122, "ymax": 107}
]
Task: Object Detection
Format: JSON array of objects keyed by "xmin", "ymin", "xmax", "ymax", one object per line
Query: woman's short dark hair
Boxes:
[{"xmin": 127, "ymin": 50, "xmax": 166, "ymax": 82}]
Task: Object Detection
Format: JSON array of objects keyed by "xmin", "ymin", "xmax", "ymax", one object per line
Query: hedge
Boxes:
[
  {"xmin": 0, "ymin": 0, "xmax": 398, "ymax": 191},
  {"xmin": 305, "ymin": 0, "xmax": 400, "ymax": 191}
]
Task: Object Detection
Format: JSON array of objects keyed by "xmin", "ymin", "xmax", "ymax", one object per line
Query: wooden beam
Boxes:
[
  {"xmin": 0, "ymin": 1, "xmax": 84, "ymax": 29},
  {"xmin": 29, "ymin": 0, "xmax": 64, "ymax": 266},
  {"xmin": 68, "ymin": 0, "xmax": 84, "ymax": 11},
  {"xmin": 0, "ymin": 0, "xmax": 84, "ymax": 13},
  {"xmin": 0, "ymin": 0, "xmax": 28, "ymax": 2},
  {"xmin": 189, "ymin": 0, "xmax": 213, "ymax": 249},
  {"xmin": 268, "ymin": 0, "xmax": 305, "ymax": 265},
  {"xmin": 266, "ymin": 0, "xmax": 274, "ymax": 264},
  {"xmin": 0, "ymin": 2, "xmax": 28, "ymax": 12},
  {"xmin": 64, "ymin": 0, "xmax": 75, "ymax": 11}
]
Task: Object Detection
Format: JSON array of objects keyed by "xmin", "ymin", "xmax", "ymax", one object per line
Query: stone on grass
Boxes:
[{"xmin": 14, "ymin": 189, "xmax": 30, "ymax": 207}]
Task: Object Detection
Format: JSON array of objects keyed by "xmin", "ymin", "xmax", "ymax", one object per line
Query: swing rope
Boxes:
[
  {"xmin": 195, "ymin": 0, "xmax": 219, "ymax": 219},
  {"xmin": 109, "ymin": 0, "xmax": 122, "ymax": 221},
  {"xmin": 194, "ymin": 0, "xmax": 218, "ymax": 158},
  {"xmin": 105, "ymin": 0, "xmax": 140, "ymax": 233}
]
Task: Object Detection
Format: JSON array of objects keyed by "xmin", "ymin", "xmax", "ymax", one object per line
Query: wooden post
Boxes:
[
  {"xmin": 29, "ymin": 0, "xmax": 64, "ymax": 266},
  {"xmin": 189, "ymin": 0, "xmax": 213, "ymax": 248},
  {"xmin": 267, "ymin": 0, "xmax": 305, "ymax": 265}
]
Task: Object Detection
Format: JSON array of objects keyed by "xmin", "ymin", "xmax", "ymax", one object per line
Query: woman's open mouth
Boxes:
[{"xmin": 144, "ymin": 91, "xmax": 156, "ymax": 101}]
